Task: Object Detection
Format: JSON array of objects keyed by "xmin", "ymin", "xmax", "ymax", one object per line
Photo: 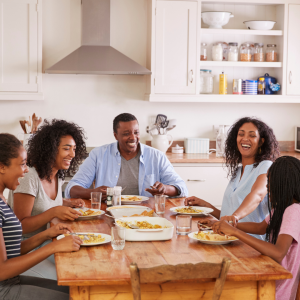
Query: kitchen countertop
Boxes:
[{"xmin": 167, "ymin": 151, "xmax": 300, "ymax": 163}]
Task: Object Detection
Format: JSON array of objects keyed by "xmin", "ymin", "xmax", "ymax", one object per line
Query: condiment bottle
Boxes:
[
  {"xmin": 113, "ymin": 186, "xmax": 122, "ymax": 206},
  {"xmin": 228, "ymin": 43, "xmax": 238, "ymax": 61},
  {"xmin": 266, "ymin": 44, "xmax": 277, "ymax": 62},
  {"xmin": 258, "ymin": 77, "xmax": 265, "ymax": 94},
  {"xmin": 219, "ymin": 72, "xmax": 227, "ymax": 95},
  {"xmin": 106, "ymin": 187, "xmax": 114, "ymax": 208},
  {"xmin": 254, "ymin": 43, "xmax": 264, "ymax": 62},
  {"xmin": 200, "ymin": 43, "xmax": 208, "ymax": 61}
]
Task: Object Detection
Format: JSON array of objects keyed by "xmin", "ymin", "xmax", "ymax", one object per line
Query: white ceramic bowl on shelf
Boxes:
[
  {"xmin": 243, "ymin": 20, "xmax": 276, "ymax": 30},
  {"xmin": 201, "ymin": 11, "xmax": 234, "ymax": 29}
]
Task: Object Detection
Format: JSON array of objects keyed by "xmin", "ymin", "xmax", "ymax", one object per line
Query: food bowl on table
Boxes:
[
  {"xmin": 243, "ymin": 20, "xmax": 276, "ymax": 30},
  {"xmin": 115, "ymin": 217, "xmax": 174, "ymax": 241},
  {"xmin": 201, "ymin": 11, "xmax": 234, "ymax": 29}
]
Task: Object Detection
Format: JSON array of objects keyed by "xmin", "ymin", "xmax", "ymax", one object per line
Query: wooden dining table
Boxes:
[{"xmin": 51, "ymin": 198, "xmax": 292, "ymax": 300}]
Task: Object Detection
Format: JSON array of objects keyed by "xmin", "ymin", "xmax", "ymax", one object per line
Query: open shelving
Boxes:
[
  {"xmin": 201, "ymin": 28, "xmax": 283, "ymax": 36},
  {"xmin": 200, "ymin": 61, "xmax": 282, "ymax": 68}
]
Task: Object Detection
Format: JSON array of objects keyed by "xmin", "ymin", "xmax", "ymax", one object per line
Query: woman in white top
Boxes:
[
  {"xmin": 9, "ymin": 119, "xmax": 87, "ymax": 237},
  {"xmin": 185, "ymin": 117, "xmax": 280, "ymax": 239}
]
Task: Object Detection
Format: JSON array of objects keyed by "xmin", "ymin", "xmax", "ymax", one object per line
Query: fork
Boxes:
[{"xmin": 69, "ymin": 233, "xmax": 94, "ymax": 241}]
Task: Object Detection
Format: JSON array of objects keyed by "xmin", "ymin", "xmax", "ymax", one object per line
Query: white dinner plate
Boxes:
[
  {"xmin": 170, "ymin": 206, "xmax": 214, "ymax": 216},
  {"xmin": 73, "ymin": 207, "xmax": 105, "ymax": 220},
  {"xmin": 57, "ymin": 232, "xmax": 111, "ymax": 246},
  {"xmin": 188, "ymin": 231, "xmax": 238, "ymax": 245},
  {"xmin": 121, "ymin": 195, "xmax": 149, "ymax": 205}
]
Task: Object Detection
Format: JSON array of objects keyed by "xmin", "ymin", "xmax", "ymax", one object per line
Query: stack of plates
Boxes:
[{"xmin": 242, "ymin": 80, "xmax": 257, "ymax": 95}]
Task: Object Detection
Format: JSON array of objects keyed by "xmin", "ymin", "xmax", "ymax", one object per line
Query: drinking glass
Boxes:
[
  {"xmin": 113, "ymin": 186, "xmax": 122, "ymax": 206},
  {"xmin": 91, "ymin": 192, "xmax": 102, "ymax": 210},
  {"xmin": 111, "ymin": 227, "xmax": 125, "ymax": 250},
  {"xmin": 154, "ymin": 195, "xmax": 166, "ymax": 214},
  {"xmin": 176, "ymin": 215, "xmax": 192, "ymax": 235}
]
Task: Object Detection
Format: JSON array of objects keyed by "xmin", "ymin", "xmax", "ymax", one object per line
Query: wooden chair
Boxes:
[
  {"xmin": 296, "ymin": 280, "xmax": 300, "ymax": 300},
  {"xmin": 129, "ymin": 257, "xmax": 231, "ymax": 300}
]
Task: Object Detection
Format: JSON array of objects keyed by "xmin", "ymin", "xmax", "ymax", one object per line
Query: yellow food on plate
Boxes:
[
  {"xmin": 116, "ymin": 220, "xmax": 166, "ymax": 229},
  {"xmin": 175, "ymin": 206, "xmax": 203, "ymax": 214},
  {"xmin": 123, "ymin": 210, "xmax": 154, "ymax": 217},
  {"xmin": 79, "ymin": 209, "xmax": 102, "ymax": 216},
  {"xmin": 65, "ymin": 233, "xmax": 105, "ymax": 244},
  {"xmin": 194, "ymin": 231, "xmax": 238, "ymax": 241},
  {"xmin": 121, "ymin": 196, "xmax": 142, "ymax": 201}
]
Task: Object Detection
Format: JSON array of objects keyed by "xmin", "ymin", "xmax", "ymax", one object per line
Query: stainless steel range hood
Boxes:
[{"xmin": 45, "ymin": 0, "xmax": 151, "ymax": 75}]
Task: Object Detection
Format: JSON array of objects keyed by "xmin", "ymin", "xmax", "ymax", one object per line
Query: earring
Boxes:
[{"xmin": 258, "ymin": 147, "xmax": 261, "ymax": 154}]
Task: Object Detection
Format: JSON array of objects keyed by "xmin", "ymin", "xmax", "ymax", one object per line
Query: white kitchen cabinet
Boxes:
[
  {"xmin": 173, "ymin": 164, "xmax": 229, "ymax": 209},
  {"xmin": 154, "ymin": 1, "xmax": 197, "ymax": 94},
  {"xmin": 0, "ymin": 0, "xmax": 43, "ymax": 100},
  {"xmin": 286, "ymin": 4, "xmax": 300, "ymax": 96}
]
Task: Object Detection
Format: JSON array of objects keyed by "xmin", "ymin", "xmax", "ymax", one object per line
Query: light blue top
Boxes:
[
  {"xmin": 220, "ymin": 160, "xmax": 272, "ymax": 240},
  {"xmin": 65, "ymin": 142, "xmax": 188, "ymax": 198}
]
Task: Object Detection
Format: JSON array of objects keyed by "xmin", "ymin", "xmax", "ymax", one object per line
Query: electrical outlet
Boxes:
[{"xmin": 213, "ymin": 125, "xmax": 219, "ymax": 139}]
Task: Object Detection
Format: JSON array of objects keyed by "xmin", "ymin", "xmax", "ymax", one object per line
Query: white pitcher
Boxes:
[{"xmin": 151, "ymin": 134, "xmax": 173, "ymax": 153}]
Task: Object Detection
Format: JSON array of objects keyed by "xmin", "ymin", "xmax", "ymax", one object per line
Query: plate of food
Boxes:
[
  {"xmin": 121, "ymin": 195, "xmax": 149, "ymax": 205},
  {"xmin": 188, "ymin": 231, "xmax": 238, "ymax": 245},
  {"xmin": 74, "ymin": 207, "xmax": 105, "ymax": 220},
  {"xmin": 57, "ymin": 232, "xmax": 111, "ymax": 246},
  {"xmin": 108, "ymin": 206, "xmax": 157, "ymax": 219},
  {"xmin": 170, "ymin": 206, "xmax": 214, "ymax": 216}
]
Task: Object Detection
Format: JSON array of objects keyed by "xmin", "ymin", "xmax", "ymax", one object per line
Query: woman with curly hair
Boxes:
[
  {"xmin": 7, "ymin": 119, "xmax": 87, "ymax": 278},
  {"xmin": 185, "ymin": 117, "xmax": 280, "ymax": 240}
]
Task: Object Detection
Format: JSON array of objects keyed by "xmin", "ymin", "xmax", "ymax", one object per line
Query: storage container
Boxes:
[
  {"xmin": 242, "ymin": 80, "xmax": 258, "ymax": 95},
  {"xmin": 240, "ymin": 42, "xmax": 254, "ymax": 61},
  {"xmin": 115, "ymin": 217, "xmax": 174, "ymax": 241},
  {"xmin": 266, "ymin": 44, "xmax": 277, "ymax": 62},
  {"xmin": 184, "ymin": 138, "xmax": 209, "ymax": 154},
  {"xmin": 200, "ymin": 43, "xmax": 208, "ymax": 61},
  {"xmin": 254, "ymin": 43, "xmax": 264, "ymax": 62},
  {"xmin": 200, "ymin": 69, "xmax": 214, "ymax": 94},
  {"xmin": 228, "ymin": 43, "xmax": 239, "ymax": 61}
]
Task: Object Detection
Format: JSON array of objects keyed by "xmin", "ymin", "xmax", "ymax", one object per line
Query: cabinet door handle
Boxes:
[
  {"xmin": 187, "ymin": 179, "xmax": 206, "ymax": 182},
  {"xmin": 189, "ymin": 70, "xmax": 194, "ymax": 83},
  {"xmin": 289, "ymin": 71, "xmax": 292, "ymax": 84}
]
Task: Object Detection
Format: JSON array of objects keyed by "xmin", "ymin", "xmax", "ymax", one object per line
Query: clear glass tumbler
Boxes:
[
  {"xmin": 111, "ymin": 227, "xmax": 125, "ymax": 250},
  {"xmin": 90, "ymin": 192, "xmax": 102, "ymax": 210},
  {"xmin": 176, "ymin": 215, "xmax": 192, "ymax": 235},
  {"xmin": 113, "ymin": 186, "xmax": 122, "ymax": 206},
  {"xmin": 154, "ymin": 195, "xmax": 166, "ymax": 214}
]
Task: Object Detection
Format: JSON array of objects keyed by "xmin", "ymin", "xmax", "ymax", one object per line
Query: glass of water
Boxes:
[
  {"xmin": 111, "ymin": 227, "xmax": 125, "ymax": 250},
  {"xmin": 176, "ymin": 215, "xmax": 192, "ymax": 235},
  {"xmin": 154, "ymin": 195, "xmax": 166, "ymax": 214},
  {"xmin": 91, "ymin": 192, "xmax": 102, "ymax": 210}
]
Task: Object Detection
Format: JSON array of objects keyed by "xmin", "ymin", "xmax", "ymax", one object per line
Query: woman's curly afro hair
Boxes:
[
  {"xmin": 225, "ymin": 117, "xmax": 280, "ymax": 179},
  {"xmin": 26, "ymin": 119, "xmax": 87, "ymax": 182}
]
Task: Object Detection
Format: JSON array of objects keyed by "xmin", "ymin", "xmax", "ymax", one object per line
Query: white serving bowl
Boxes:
[
  {"xmin": 243, "ymin": 20, "xmax": 276, "ymax": 30},
  {"xmin": 201, "ymin": 11, "xmax": 234, "ymax": 29}
]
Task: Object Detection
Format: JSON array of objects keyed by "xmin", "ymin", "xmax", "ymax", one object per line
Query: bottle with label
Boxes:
[
  {"xmin": 219, "ymin": 72, "xmax": 227, "ymax": 95},
  {"xmin": 258, "ymin": 77, "xmax": 265, "ymax": 95},
  {"xmin": 106, "ymin": 187, "xmax": 114, "ymax": 208},
  {"xmin": 216, "ymin": 125, "xmax": 225, "ymax": 157},
  {"xmin": 113, "ymin": 186, "xmax": 122, "ymax": 206}
]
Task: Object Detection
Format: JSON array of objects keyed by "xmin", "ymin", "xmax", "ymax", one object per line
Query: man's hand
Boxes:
[
  {"xmin": 145, "ymin": 181, "xmax": 166, "ymax": 196},
  {"xmin": 94, "ymin": 186, "xmax": 110, "ymax": 200}
]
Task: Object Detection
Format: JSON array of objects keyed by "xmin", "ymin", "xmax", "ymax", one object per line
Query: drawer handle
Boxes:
[
  {"xmin": 189, "ymin": 70, "xmax": 194, "ymax": 83},
  {"xmin": 289, "ymin": 71, "xmax": 292, "ymax": 84},
  {"xmin": 187, "ymin": 179, "xmax": 206, "ymax": 182}
]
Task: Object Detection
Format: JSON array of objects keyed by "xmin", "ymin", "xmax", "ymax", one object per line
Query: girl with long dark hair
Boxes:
[
  {"xmin": 0, "ymin": 133, "xmax": 82, "ymax": 300},
  {"xmin": 213, "ymin": 156, "xmax": 300, "ymax": 300}
]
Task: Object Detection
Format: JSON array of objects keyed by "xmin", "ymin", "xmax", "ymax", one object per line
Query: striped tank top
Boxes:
[{"xmin": 0, "ymin": 198, "xmax": 22, "ymax": 259}]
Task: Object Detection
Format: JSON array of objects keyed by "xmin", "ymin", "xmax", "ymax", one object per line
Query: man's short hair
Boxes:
[{"xmin": 113, "ymin": 113, "xmax": 138, "ymax": 133}]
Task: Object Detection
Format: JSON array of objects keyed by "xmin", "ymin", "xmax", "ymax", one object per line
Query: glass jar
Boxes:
[
  {"xmin": 266, "ymin": 44, "xmax": 277, "ymax": 62},
  {"xmin": 200, "ymin": 42, "xmax": 208, "ymax": 61},
  {"xmin": 200, "ymin": 69, "xmax": 214, "ymax": 94},
  {"xmin": 212, "ymin": 42, "xmax": 223, "ymax": 61},
  {"xmin": 240, "ymin": 42, "xmax": 253, "ymax": 62},
  {"xmin": 254, "ymin": 43, "xmax": 264, "ymax": 62},
  {"xmin": 228, "ymin": 42, "xmax": 238, "ymax": 61}
]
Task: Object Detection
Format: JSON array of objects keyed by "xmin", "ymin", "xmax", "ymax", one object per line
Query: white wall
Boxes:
[{"xmin": 0, "ymin": 0, "xmax": 299, "ymax": 146}]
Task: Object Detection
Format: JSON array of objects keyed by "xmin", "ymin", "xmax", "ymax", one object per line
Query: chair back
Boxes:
[{"xmin": 130, "ymin": 257, "xmax": 231, "ymax": 300}]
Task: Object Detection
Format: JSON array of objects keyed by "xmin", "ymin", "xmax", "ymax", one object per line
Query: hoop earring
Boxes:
[{"xmin": 258, "ymin": 147, "xmax": 261, "ymax": 154}]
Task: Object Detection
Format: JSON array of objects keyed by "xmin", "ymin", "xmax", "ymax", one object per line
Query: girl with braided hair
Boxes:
[{"xmin": 213, "ymin": 156, "xmax": 300, "ymax": 300}]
